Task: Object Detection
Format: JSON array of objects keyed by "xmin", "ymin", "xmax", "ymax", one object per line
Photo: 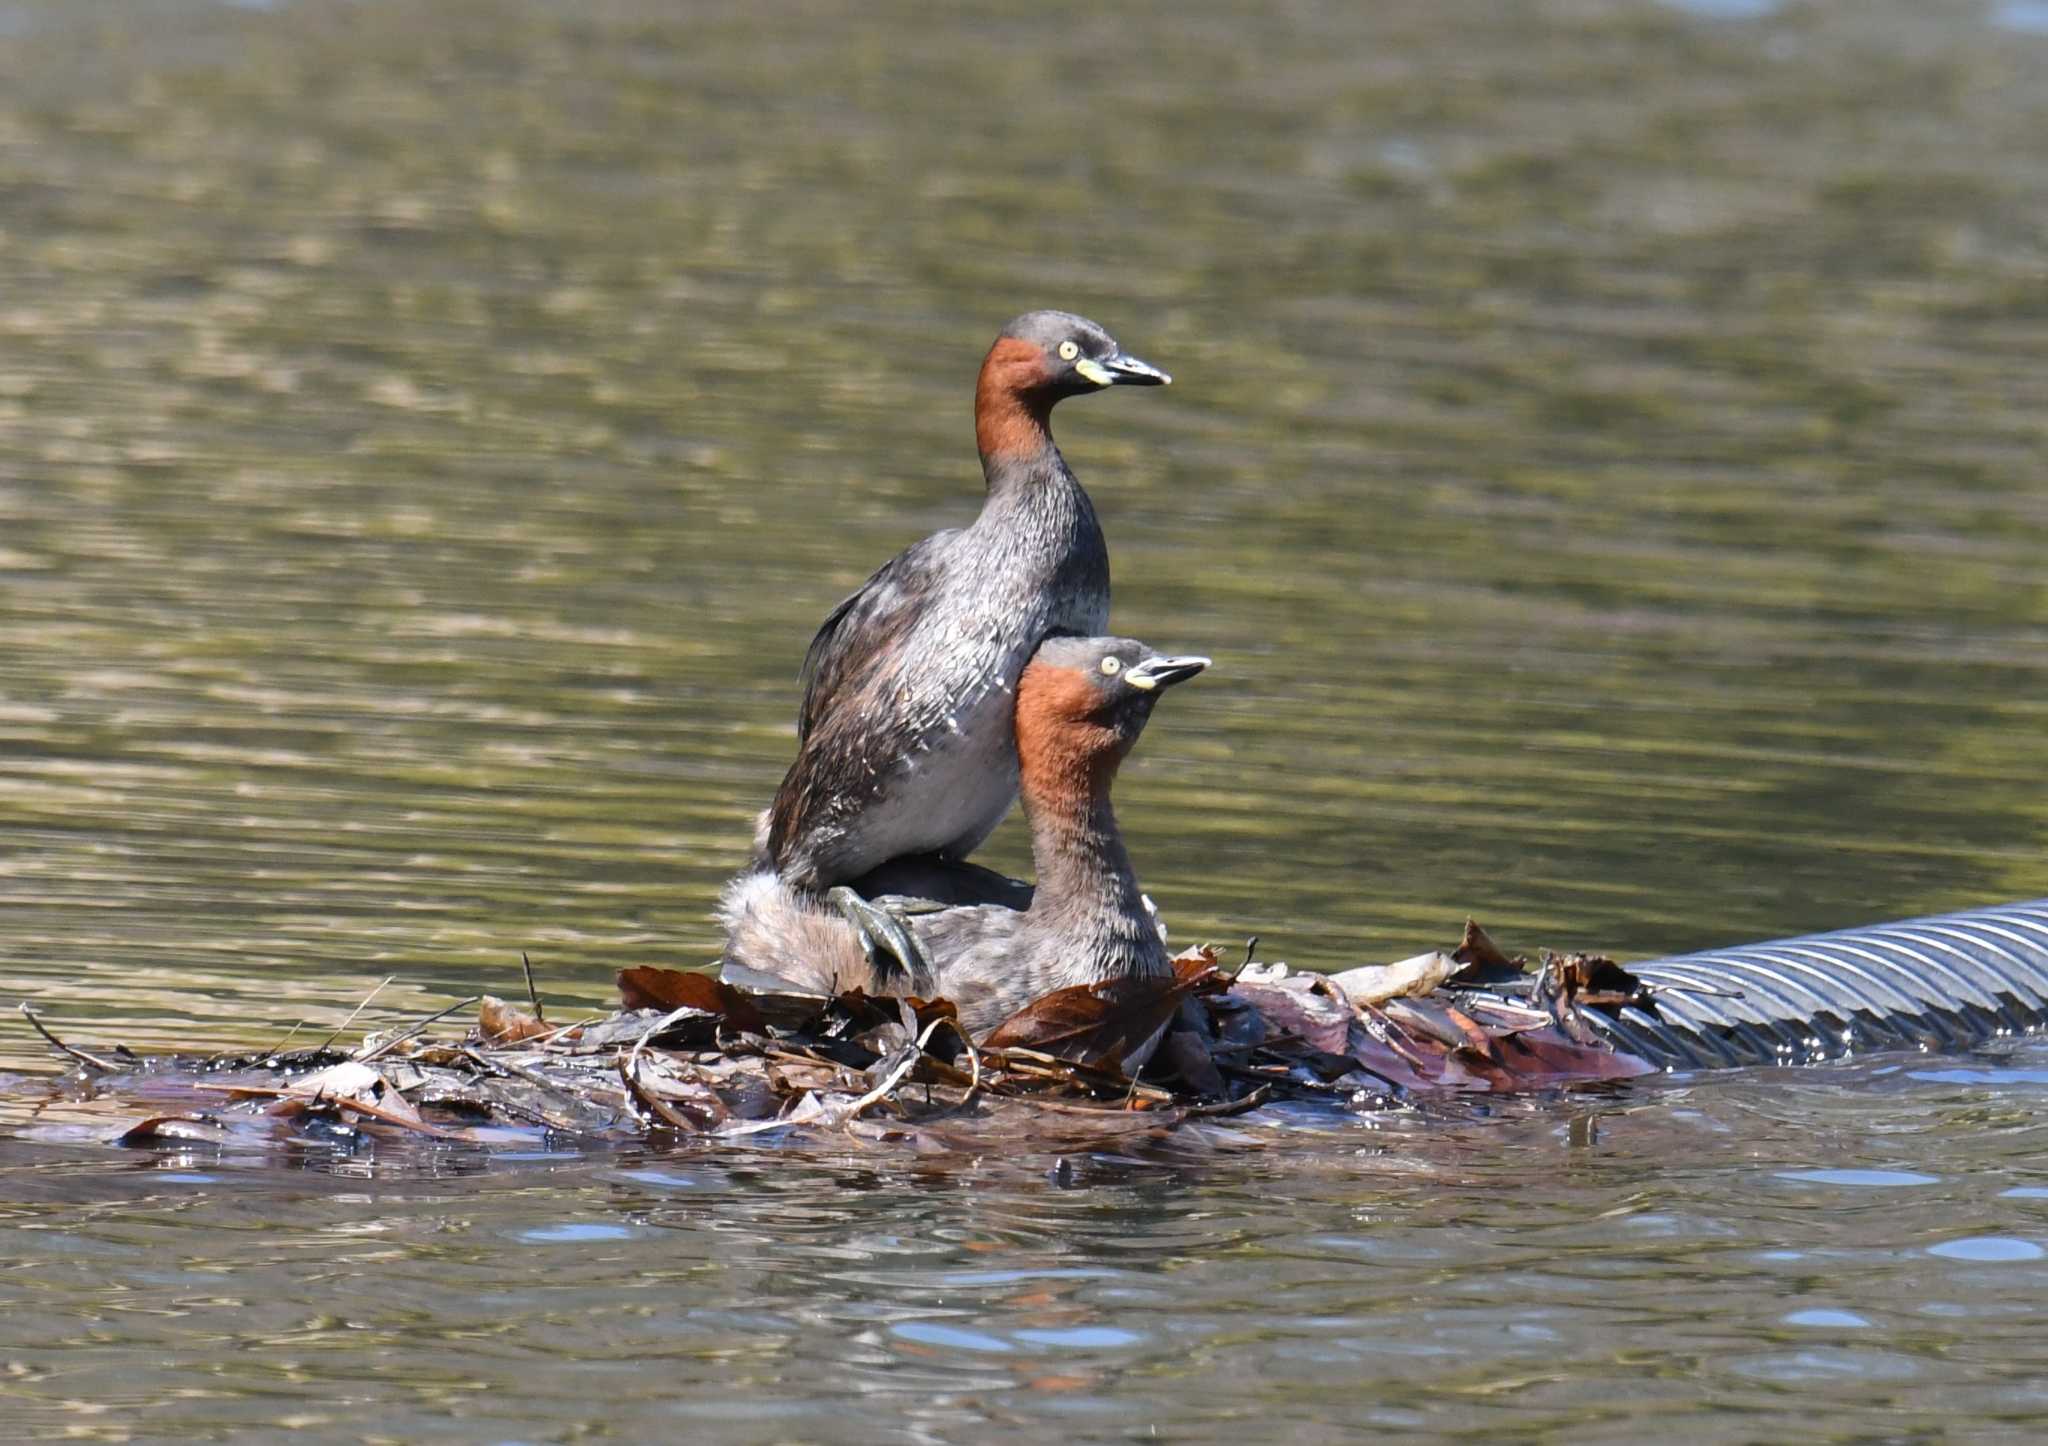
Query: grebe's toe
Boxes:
[{"xmin": 824, "ymin": 886, "xmax": 936, "ymax": 998}]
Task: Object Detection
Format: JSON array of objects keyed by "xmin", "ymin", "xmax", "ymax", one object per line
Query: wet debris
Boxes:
[
  {"xmin": 1534, "ymin": 951, "xmax": 1655, "ymax": 1014},
  {"xmin": 9, "ymin": 925, "xmax": 1663, "ymax": 1161}
]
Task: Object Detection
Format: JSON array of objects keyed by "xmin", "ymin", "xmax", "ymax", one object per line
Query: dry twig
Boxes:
[
  {"xmin": 315, "ymin": 975, "xmax": 395, "ymax": 1054},
  {"xmin": 17, "ymin": 1003, "xmax": 120, "ymax": 1073},
  {"xmin": 356, "ymin": 996, "xmax": 484, "ymax": 1064},
  {"xmin": 520, "ymin": 952, "xmax": 544, "ymax": 1020}
]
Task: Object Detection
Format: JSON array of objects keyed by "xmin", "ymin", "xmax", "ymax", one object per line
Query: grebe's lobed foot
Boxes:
[{"xmin": 824, "ymin": 886, "xmax": 937, "ymax": 997}]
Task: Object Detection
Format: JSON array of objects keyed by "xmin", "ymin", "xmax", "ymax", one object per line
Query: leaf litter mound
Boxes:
[{"xmin": 9, "ymin": 923, "xmax": 1661, "ymax": 1168}]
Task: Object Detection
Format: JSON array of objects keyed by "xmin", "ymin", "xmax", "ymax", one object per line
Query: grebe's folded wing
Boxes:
[{"xmin": 796, "ymin": 529, "xmax": 959, "ymax": 742}]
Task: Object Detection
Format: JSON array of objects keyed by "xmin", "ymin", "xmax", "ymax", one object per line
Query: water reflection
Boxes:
[{"xmin": 15, "ymin": 1042, "xmax": 2048, "ymax": 1434}]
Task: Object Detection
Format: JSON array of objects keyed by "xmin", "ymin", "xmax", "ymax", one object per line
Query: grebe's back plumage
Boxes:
[{"xmin": 764, "ymin": 311, "xmax": 1168, "ymax": 892}]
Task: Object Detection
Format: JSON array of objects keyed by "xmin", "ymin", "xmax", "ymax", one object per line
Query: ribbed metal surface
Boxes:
[{"xmin": 1577, "ymin": 898, "xmax": 2048, "ymax": 1070}]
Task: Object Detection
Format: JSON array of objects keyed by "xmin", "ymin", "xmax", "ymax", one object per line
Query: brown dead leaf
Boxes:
[
  {"xmin": 1448, "ymin": 919, "xmax": 1530, "ymax": 986},
  {"xmin": 477, "ymin": 995, "xmax": 553, "ymax": 1045},
  {"xmin": 616, "ymin": 966, "xmax": 767, "ymax": 1034},
  {"xmin": 1440, "ymin": 1004, "xmax": 1506, "ymax": 1063},
  {"xmin": 1455, "ymin": 919, "xmax": 1517, "ymax": 971},
  {"xmin": 826, "ymin": 989, "xmax": 960, "ymax": 1038},
  {"xmin": 113, "ymin": 1115, "xmax": 230, "ymax": 1146},
  {"xmin": 1170, "ymin": 946, "xmax": 1228, "ymax": 989},
  {"xmin": 983, "ymin": 970, "xmax": 1203, "ymax": 1073}
]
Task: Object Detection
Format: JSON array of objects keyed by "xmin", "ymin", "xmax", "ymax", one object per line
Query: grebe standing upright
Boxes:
[
  {"xmin": 763, "ymin": 311, "xmax": 1169, "ymax": 897},
  {"xmin": 724, "ymin": 636, "xmax": 1209, "ymax": 1036}
]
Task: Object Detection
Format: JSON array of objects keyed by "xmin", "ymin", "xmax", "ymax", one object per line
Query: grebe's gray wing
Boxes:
[{"xmin": 795, "ymin": 528, "xmax": 959, "ymax": 743}]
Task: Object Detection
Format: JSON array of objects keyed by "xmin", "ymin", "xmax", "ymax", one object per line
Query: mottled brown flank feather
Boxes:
[{"xmin": 974, "ymin": 338, "xmax": 1055, "ymax": 462}]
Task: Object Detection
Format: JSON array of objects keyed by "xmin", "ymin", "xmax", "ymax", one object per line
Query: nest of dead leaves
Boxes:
[{"xmin": 14, "ymin": 923, "xmax": 1665, "ymax": 1159}]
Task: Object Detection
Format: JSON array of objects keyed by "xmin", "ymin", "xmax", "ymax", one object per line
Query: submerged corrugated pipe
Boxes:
[{"xmin": 1570, "ymin": 898, "xmax": 2048, "ymax": 1071}]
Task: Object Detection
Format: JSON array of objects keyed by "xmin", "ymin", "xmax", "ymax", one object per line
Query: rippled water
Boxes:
[
  {"xmin": 3, "ymin": 0, "xmax": 2047, "ymax": 1437},
  {"xmin": 10, "ymin": 1058, "xmax": 2048, "ymax": 1438}
]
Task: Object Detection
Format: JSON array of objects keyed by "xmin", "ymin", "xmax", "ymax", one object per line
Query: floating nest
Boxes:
[{"xmin": 10, "ymin": 924, "xmax": 1660, "ymax": 1165}]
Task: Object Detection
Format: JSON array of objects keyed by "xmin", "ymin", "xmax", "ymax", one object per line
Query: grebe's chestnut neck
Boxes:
[{"xmin": 974, "ymin": 309, "xmax": 1170, "ymax": 477}]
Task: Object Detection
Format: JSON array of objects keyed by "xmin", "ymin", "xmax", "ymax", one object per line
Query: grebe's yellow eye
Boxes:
[
  {"xmin": 1100, "ymin": 656, "xmax": 1121, "ymax": 676},
  {"xmin": 1058, "ymin": 340, "xmax": 1080, "ymax": 361}
]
